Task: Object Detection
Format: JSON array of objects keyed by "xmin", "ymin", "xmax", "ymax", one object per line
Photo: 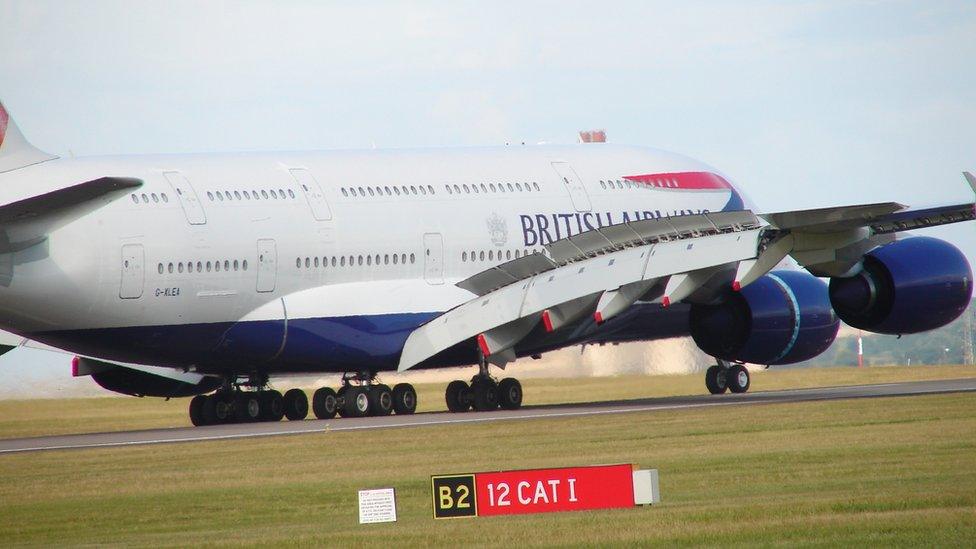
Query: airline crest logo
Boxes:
[
  {"xmin": 487, "ymin": 213, "xmax": 508, "ymax": 246},
  {"xmin": 0, "ymin": 102, "xmax": 8, "ymax": 149}
]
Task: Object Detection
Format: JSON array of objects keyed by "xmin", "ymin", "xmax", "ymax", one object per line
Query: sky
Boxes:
[{"xmin": 0, "ymin": 1, "xmax": 974, "ymax": 395}]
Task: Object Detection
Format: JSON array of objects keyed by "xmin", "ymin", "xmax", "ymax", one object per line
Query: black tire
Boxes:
[
  {"xmin": 202, "ymin": 393, "xmax": 233, "ymax": 424},
  {"xmin": 343, "ymin": 387, "xmax": 370, "ymax": 418},
  {"xmin": 189, "ymin": 394, "xmax": 208, "ymax": 426},
  {"xmin": 472, "ymin": 379, "xmax": 498, "ymax": 411},
  {"xmin": 368, "ymin": 385, "xmax": 393, "ymax": 416},
  {"xmin": 727, "ymin": 364, "xmax": 750, "ymax": 393},
  {"xmin": 234, "ymin": 393, "xmax": 261, "ymax": 422},
  {"xmin": 497, "ymin": 378, "xmax": 523, "ymax": 410},
  {"xmin": 705, "ymin": 365, "xmax": 728, "ymax": 394},
  {"xmin": 392, "ymin": 383, "xmax": 417, "ymax": 415},
  {"xmin": 312, "ymin": 387, "xmax": 338, "ymax": 419},
  {"xmin": 445, "ymin": 380, "xmax": 470, "ymax": 413},
  {"xmin": 260, "ymin": 390, "xmax": 285, "ymax": 422},
  {"xmin": 282, "ymin": 388, "xmax": 309, "ymax": 421}
]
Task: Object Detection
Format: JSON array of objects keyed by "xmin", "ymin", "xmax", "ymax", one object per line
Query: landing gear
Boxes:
[
  {"xmin": 317, "ymin": 373, "xmax": 415, "ymax": 419},
  {"xmin": 706, "ymin": 361, "xmax": 750, "ymax": 395},
  {"xmin": 186, "ymin": 372, "xmax": 418, "ymax": 427},
  {"xmin": 444, "ymin": 354, "xmax": 523, "ymax": 413}
]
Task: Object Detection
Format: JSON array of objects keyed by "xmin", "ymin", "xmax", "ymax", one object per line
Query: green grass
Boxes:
[
  {"xmin": 1, "ymin": 388, "xmax": 975, "ymax": 546},
  {"xmin": 0, "ymin": 364, "xmax": 973, "ymax": 439}
]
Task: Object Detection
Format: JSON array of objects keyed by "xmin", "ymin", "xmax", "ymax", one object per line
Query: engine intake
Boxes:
[
  {"xmin": 690, "ymin": 270, "xmax": 839, "ymax": 365},
  {"xmin": 829, "ymin": 236, "xmax": 973, "ymax": 335}
]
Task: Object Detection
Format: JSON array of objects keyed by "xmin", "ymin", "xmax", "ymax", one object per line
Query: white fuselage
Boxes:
[{"xmin": 0, "ymin": 144, "xmax": 748, "ymax": 374}]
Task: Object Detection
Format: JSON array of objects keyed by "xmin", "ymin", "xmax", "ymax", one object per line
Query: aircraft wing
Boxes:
[
  {"xmin": 398, "ymin": 173, "xmax": 976, "ymax": 372},
  {"xmin": 0, "ymin": 328, "xmax": 218, "ymax": 394},
  {"xmin": 398, "ymin": 211, "xmax": 764, "ymax": 371}
]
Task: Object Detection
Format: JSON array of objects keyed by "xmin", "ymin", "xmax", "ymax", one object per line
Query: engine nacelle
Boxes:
[
  {"xmin": 689, "ymin": 270, "xmax": 840, "ymax": 365},
  {"xmin": 829, "ymin": 236, "xmax": 973, "ymax": 335}
]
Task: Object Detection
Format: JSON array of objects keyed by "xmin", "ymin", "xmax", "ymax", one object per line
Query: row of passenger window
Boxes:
[
  {"xmin": 341, "ymin": 185, "xmax": 436, "ymax": 198},
  {"xmin": 207, "ymin": 188, "xmax": 296, "ymax": 202},
  {"xmin": 157, "ymin": 259, "xmax": 249, "ymax": 275},
  {"xmin": 445, "ymin": 182, "xmax": 540, "ymax": 195},
  {"xmin": 296, "ymin": 253, "xmax": 417, "ymax": 269},
  {"xmin": 462, "ymin": 248, "xmax": 541, "ymax": 262},
  {"xmin": 131, "ymin": 192, "xmax": 170, "ymax": 204},
  {"xmin": 600, "ymin": 178, "xmax": 678, "ymax": 190}
]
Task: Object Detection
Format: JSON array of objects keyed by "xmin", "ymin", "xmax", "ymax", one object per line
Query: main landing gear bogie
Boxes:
[
  {"xmin": 313, "ymin": 374, "xmax": 416, "ymax": 420},
  {"xmin": 705, "ymin": 361, "xmax": 750, "ymax": 395},
  {"xmin": 444, "ymin": 354, "xmax": 524, "ymax": 413}
]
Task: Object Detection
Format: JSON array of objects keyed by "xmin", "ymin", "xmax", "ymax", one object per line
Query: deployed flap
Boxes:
[
  {"xmin": 399, "ymin": 217, "xmax": 765, "ymax": 372},
  {"xmin": 0, "ymin": 176, "xmax": 141, "ymax": 252}
]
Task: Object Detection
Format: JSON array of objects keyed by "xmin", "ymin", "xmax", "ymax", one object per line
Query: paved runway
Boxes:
[{"xmin": 2, "ymin": 378, "xmax": 975, "ymax": 454}]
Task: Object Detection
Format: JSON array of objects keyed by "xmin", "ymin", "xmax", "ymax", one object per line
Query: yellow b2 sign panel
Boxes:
[{"xmin": 431, "ymin": 474, "xmax": 477, "ymax": 519}]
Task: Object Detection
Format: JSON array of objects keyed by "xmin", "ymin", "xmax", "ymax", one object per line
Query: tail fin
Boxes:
[{"xmin": 0, "ymin": 101, "xmax": 57, "ymax": 174}]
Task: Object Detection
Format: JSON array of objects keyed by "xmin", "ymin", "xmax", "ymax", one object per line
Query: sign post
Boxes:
[
  {"xmin": 358, "ymin": 488, "xmax": 397, "ymax": 524},
  {"xmin": 432, "ymin": 464, "xmax": 658, "ymax": 519}
]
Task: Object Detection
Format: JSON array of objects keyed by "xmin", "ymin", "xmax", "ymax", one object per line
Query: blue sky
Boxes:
[{"xmin": 0, "ymin": 1, "xmax": 973, "ymax": 391}]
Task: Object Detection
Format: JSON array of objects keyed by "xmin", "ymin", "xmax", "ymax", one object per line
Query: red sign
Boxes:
[{"xmin": 432, "ymin": 464, "xmax": 638, "ymax": 518}]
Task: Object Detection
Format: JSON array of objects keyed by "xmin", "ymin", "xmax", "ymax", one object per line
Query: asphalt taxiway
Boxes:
[{"xmin": 2, "ymin": 377, "xmax": 974, "ymax": 454}]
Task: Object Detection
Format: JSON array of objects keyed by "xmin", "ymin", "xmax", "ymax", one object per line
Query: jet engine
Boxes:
[
  {"xmin": 689, "ymin": 270, "xmax": 840, "ymax": 365},
  {"xmin": 829, "ymin": 236, "xmax": 973, "ymax": 335}
]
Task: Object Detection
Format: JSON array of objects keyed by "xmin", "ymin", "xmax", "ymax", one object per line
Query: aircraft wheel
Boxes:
[
  {"xmin": 392, "ymin": 383, "xmax": 417, "ymax": 415},
  {"xmin": 368, "ymin": 385, "xmax": 393, "ymax": 416},
  {"xmin": 343, "ymin": 387, "xmax": 370, "ymax": 418},
  {"xmin": 203, "ymin": 393, "xmax": 233, "ymax": 424},
  {"xmin": 472, "ymin": 379, "xmax": 498, "ymax": 411},
  {"xmin": 445, "ymin": 380, "xmax": 470, "ymax": 412},
  {"xmin": 260, "ymin": 390, "xmax": 284, "ymax": 421},
  {"xmin": 189, "ymin": 394, "xmax": 208, "ymax": 426},
  {"xmin": 705, "ymin": 365, "xmax": 728, "ymax": 394},
  {"xmin": 497, "ymin": 378, "xmax": 523, "ymax": 410},
  {"xmin": 235, "ymin": 393, "xmax": 261, "ymax": 422},
  {"xmin": 727, "ymin": 364, "xmax": 750, "ymax": 393},
  {"xmin": 312, "ymin": 387, "xmax": 338, "ymax": 419},
  {"xmin": 282, "ymin": 389, "xmax": 309, "ymax": 421}
]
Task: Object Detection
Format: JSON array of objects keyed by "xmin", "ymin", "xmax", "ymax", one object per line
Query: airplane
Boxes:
[{"xmin": 0, "ymin": 100, "xmax": 973, "ymax": 427}]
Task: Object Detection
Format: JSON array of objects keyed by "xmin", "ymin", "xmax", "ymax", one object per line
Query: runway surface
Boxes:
[{"xmin": 2, "ymin": 378, "xmax": 975, "ymax": 454}]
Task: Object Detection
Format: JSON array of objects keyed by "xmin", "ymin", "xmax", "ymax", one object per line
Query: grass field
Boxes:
[
  {"xmin": 0, "ymin": 366, "xmax": 975, "ymax": 546},
  {"xmin": 1, "ymin": 364, "xmax": 974, "ymax": 439}
]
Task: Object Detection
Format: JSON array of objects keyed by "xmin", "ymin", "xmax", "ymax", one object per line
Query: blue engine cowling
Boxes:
[
  {"xmin": 689, "ymin": 270, "xmax": 840, "ymax": 365},
  {"xmin": 829, "ymin": 236, "xmax": 973, "ymax": 335}
]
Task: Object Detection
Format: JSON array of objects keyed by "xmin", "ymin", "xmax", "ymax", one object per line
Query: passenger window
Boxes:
[
  {"xmin": 131, "ymin": 194, "xmax": 139, "ymax": 204},
  {"xmin": 462, "ymin": 251, "xmax": 467, "ymax": 261},
  {"xmin": 410, "ymin": 186, "xmax": 417, "ymax": 195},
  {"xmin": 454, "ymin": 184, "xmax": 460, "ymax": 194},
  {"xmin": 161, "ymin": 193, "xmax": 169, "ymax": 203},
  {"xmin": 314, "ymin": 257, "xmax": 319, "ymax": 268},
  {"xmin": 368, "ymin": 187, "xmax": 375, "ymax": 196},
  {"xmin": 304, "ymin": 258, "xmax": 310, "ymax": 268},
  {"xmin": 234, "ymin": 260, "xmax": 240, "ymax": 271},
  {"xmin": 342, "ymin": 188, "xmax": 348, "ymax": 197},
  {"xmin": 206, "ymin": 261, "xmax": 212, "ymax": 272},
  {"xmin": 270, "ymin": 190, "xmax": 279, "ymax": 199},
  {"xmin": 296, "ymin": 258, "xmax": 301, "ymax": 268},
  {"xmin": 331, "ymin": 257, "xmax": 337, "ymax": 267},
  {"xmin": 178, "ymin": 262, "xmax": 184, "ymax": 273},
  {"xmin": 158, "ymin": 263, "xmax": 164, "ymax": 274},
  {"xmin": 516, "ymin": 183, "xmax": 523, "ymax": 191},
  {"xmin": 420, "ymin": 186, "xmax": 427, "ymax": 195},
  {"xmin": 261, "ymin": 190, "xmax": 269, "ymax": 199},
  {"xmin": 234, "ymin": 191, "xmax": 241, "ymax": 200},
  {"xmin": 410, "ymin": 253, "xmax": 415, "ymax": 264},
  {"xmin": 384, "ymin": 254, "xmax": 389, "ymax": 264},
  {"xmin": 490, "ymin": 184, "xmax": 497, "ymax": 192},
  {"xmin": 244, "ymin": 190, "xmax": 251, "ymax": 199},
  {"xmin": 168, "ymin": 262, "xmax": 174, "ymax": 274},
  {"xmin": 393, "ymin": 254, "xmax": 398, "ymax": 265},
  {"xmin": 242, "ymin": 260, "xmax": 248, "ymax": 271},
  {"xmin": 279, "ymin": 188, "xmax": 286, "ymax": 197},
  {"xmin": 463, "ymin": 184, "xmax": 470, "ymax": 193},
  {"xmin": 479, "ymin": 251, "xmax": 485, "ymax": 261},
  {"xmin": 187, "ymin": 262, "xmax": 193, "ymax": 273},
  {"xmin": 340, "ymin": 256, "xmax": 346, "ymax": 267}
]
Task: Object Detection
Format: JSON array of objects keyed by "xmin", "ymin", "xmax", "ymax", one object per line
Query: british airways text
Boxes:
[{"xmin": 520, "ymin": 209, "xmax": 707, "ymax": 246}]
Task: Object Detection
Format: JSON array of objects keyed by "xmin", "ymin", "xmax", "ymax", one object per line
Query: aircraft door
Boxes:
[
  {"xmin": 289, "ymin": 168, "xmax": 334, "ymax": 221},
  {"xmin": 120, "ymin": 244, "xmax": 145, "ymax": 299},
  {"xmin": 256, "ymin": 239, "xmax": 277, "ymax": 293},
  {"xmin": 551, "ymin": 161, "xmax": 592, "ymax": 212},
  {"xmin": 163, "ymin": 171, "xmax": 207, "ymax": 225},
  {"xmin": 423, "ymin": 233, "xmax": 444, "ymax": 285}
]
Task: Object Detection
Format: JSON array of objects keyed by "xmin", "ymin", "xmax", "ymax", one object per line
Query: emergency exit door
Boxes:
[
  {"xmin": 120, "ymin": 244, "xmax": 145, "ymax": 299},
  {"xmin": 163, "ymin": 171, "xmax": 207, "ymax": 225},
  {"xmin": 551, "ymin": 161, "xmax": 592, "ymax": 212},
  {"xmin": 256, "ymin": 239, "xmax": 277, "ymax": 293},
  {"xmin": 423, "ymin": 233, "xmax": 444, "ymax": 285}
]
